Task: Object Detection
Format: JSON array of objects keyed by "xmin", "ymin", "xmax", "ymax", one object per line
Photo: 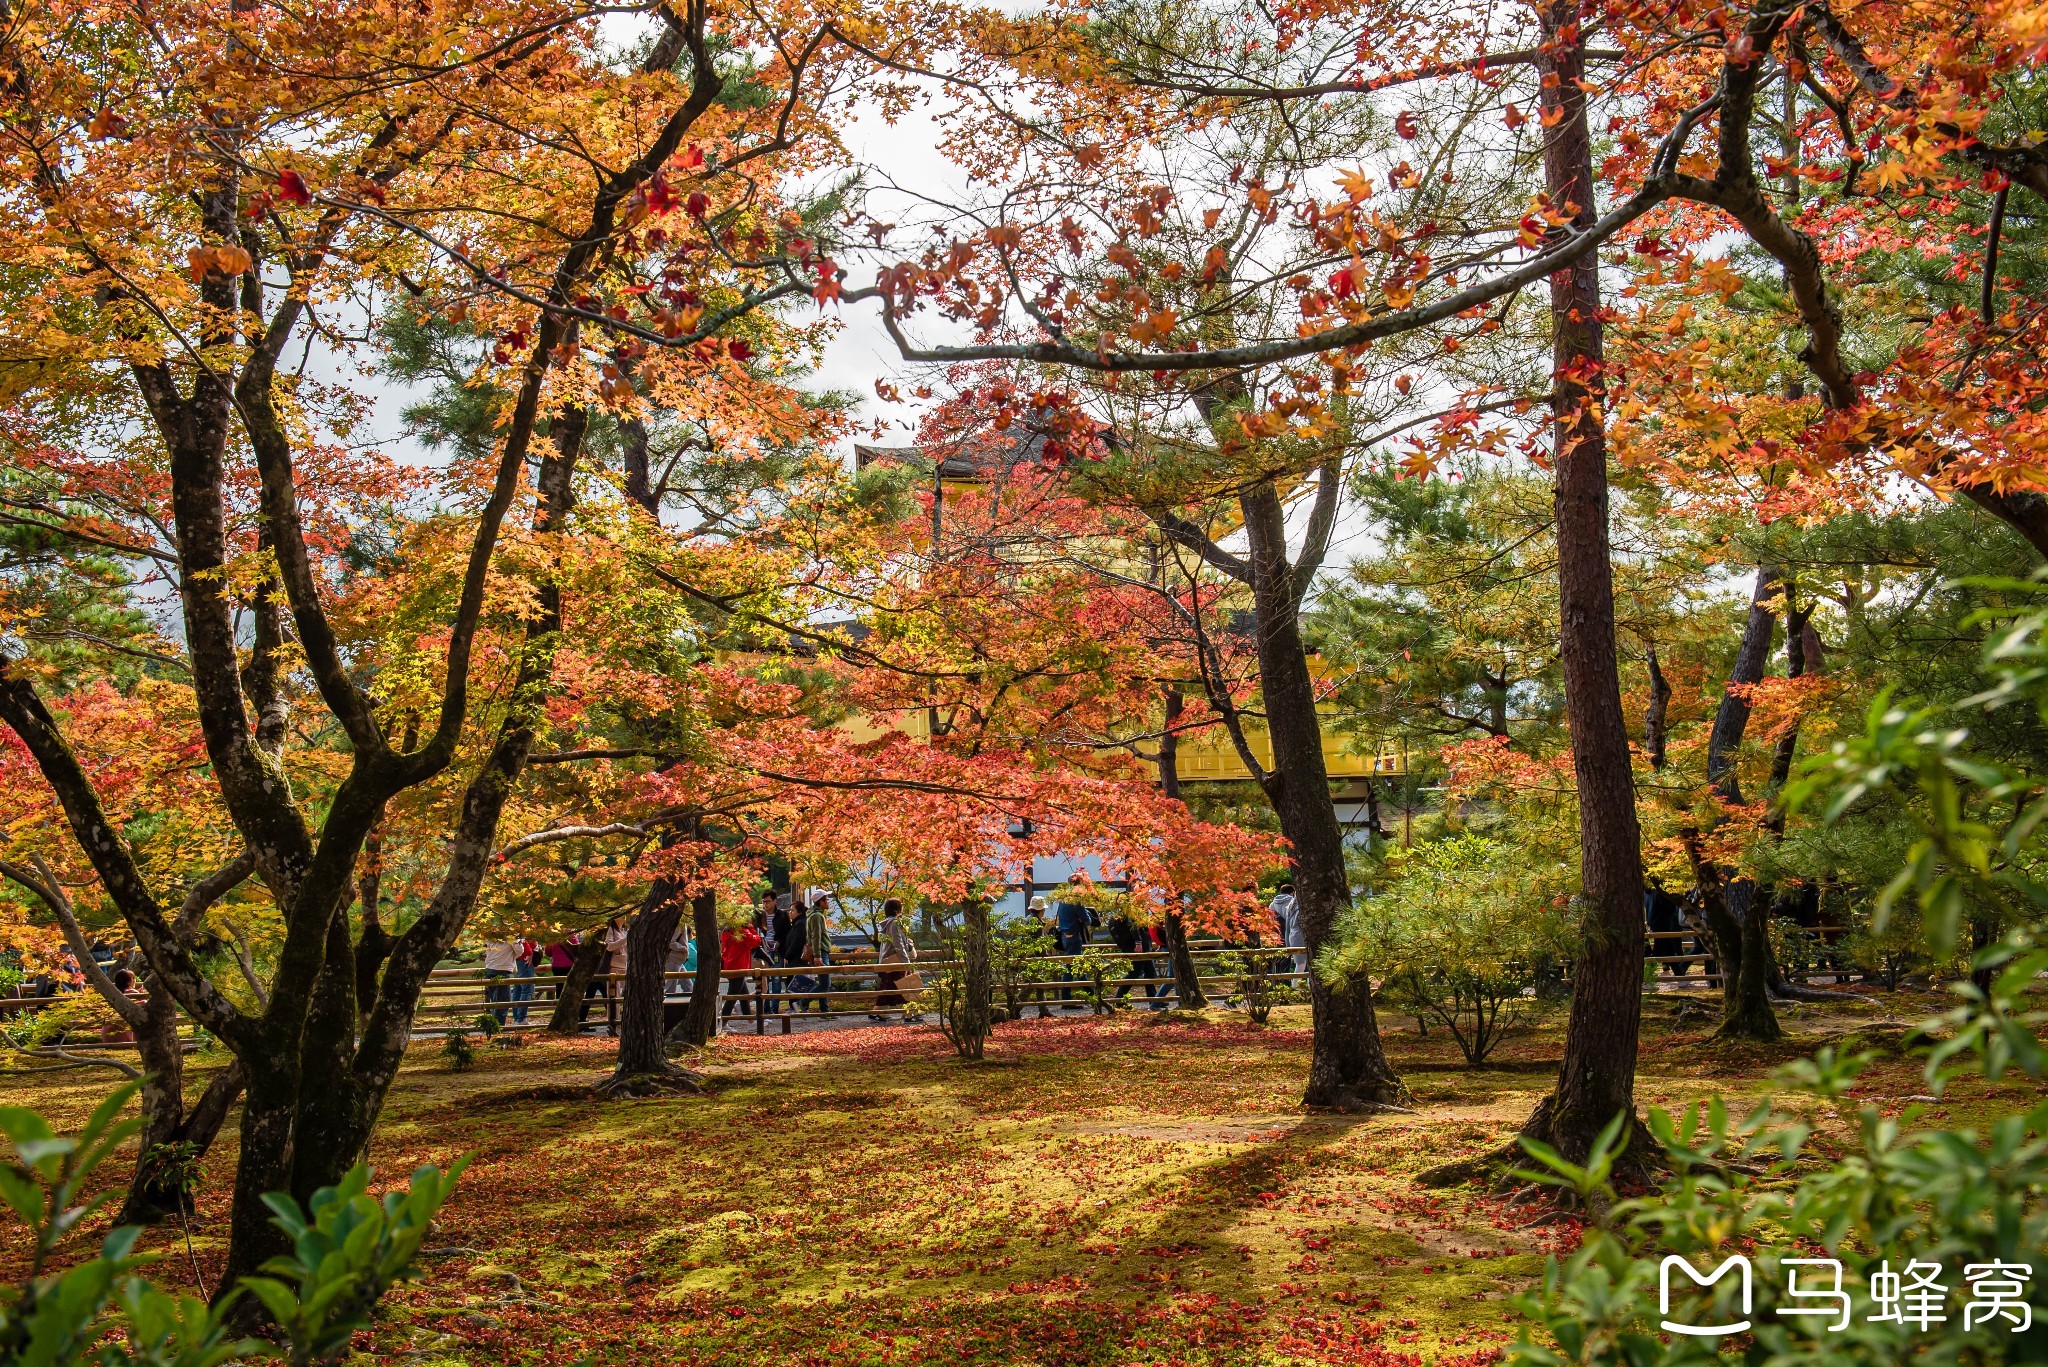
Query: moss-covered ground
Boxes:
[{"xmin": 3, "ymin": 990, "xmax": 2040, "ymax": 1365}]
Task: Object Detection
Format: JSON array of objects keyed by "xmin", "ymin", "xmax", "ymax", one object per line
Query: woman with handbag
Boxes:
[{"xmin": 870, "ymin": 898, "xmax": 920, "ymax": 1020}]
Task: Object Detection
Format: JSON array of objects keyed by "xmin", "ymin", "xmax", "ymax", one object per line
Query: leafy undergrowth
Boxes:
[{"xmin": 1, "ymin": 991, "xmax": 2038, "ymax": 1366}]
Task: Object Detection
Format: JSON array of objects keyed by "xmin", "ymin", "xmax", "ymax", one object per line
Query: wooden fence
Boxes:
[{"xmin": 1, "ymin": 929, "xmax": 1865, "ymax": 1049}]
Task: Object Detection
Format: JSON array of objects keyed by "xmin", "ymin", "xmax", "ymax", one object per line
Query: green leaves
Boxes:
[
  {"xmin": 242, "ymin": 1157, "xmax": 470, "ymax": 1367},
  {"xmin": 0, "ymin": 1084, "xmax": 465, "ymax": 1367}
]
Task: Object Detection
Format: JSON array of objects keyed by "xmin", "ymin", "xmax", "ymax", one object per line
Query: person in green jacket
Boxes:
[{"xmin": 801, "ymin": 893, "xmax": 834, "ymax": 1014}]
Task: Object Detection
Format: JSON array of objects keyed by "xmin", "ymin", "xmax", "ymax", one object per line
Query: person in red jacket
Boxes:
[{"xmin": 719, "ymin": 923, "xmax": 763, "ymax": 1025}]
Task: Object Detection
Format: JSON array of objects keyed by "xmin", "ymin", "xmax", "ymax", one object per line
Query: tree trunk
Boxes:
[
  {"xmin": 669, "ymin": 887, "xmax": 723, "ymax": 1049},
  {"xmin": 610, "ymin": 887, "xmax": 689, "ymax": 1080},
  {"xmin": 218, "ymin": 1049, "xmax": 301, "ymax": 1300},
  {"xmin": 961, "ymin": 899, "xmax": 993, "ymax": 1059},
  {"xmin": 1514, "ymin": 0, "xmax": 1649, "ymax": 1167},
  {"xmin": 547, "ymin": 931, "xmax": 608, "ymax": 1035},
  {"xmin": 1697, "ymin": 565, "xmax": 1783, "ymax": 1037},
  {"xmin": 353, "ymin": 828, "xmax": 392, "ymax": 1021},
  {"xmin": 1685, "ymin": 835, "xmax": 1781, "ymax": 1040},
  {"xmin": 119, "ymin": 982, "xmax": 200, "ymax": 1224},
  {"xmin": 1644, "ymin": 644, "xmax": 1671, "ymax": 771},
  {"xmin": 1238, "ymin": 480, "xmax": 1405, "ymax": 1109},
  {"xmin": 1156, "ymin": 687, "xmax": 1208, "ymax": 1009}
]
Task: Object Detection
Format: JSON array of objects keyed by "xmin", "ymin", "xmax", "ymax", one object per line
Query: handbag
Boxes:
[{"xmin": 895, "ymin": 969, "xmax": 924, "ymax": 993}]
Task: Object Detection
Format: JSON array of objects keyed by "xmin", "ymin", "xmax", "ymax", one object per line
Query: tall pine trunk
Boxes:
[{"xmin": 1513, "ymin": 0, "xmax": 1648, "ymax": 1165}]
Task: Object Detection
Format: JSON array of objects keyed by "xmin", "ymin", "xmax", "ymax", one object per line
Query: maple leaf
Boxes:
[
  {"xmin": 1395, "ymin": 110, "xmax": 1419, "ymax": 139},
  {"xmin": 1336, "ymin": 167, "xmax": 1374, "ymax": 201},
  {"xmin": 1503, "ymin": 103, "xmax": 1526, "ymax": 130},
  {"xmin": 685, "ymin": 191, "xmax": 711, "ymax": 220},
  {"xmin": 87, "ymin": 108, "xmax": 127, "ymax": 140},
  {"xmin": 275, "ymin": 170, "xmax": 311, "ymax": 205}
]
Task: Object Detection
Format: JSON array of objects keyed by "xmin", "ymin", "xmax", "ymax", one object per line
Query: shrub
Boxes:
[
  {"xmin": 1217, "ymin": 945, "xmax": 1300, "ymax": 1024},
  {"xmin": 988, "ymin": 917, "xmax": 1057, "ymax": 1021},
  {"xmin": 0, "ymin": 1079, "xmax": 465, "ymax": 1366},
  {"xmin": 1325, "ymin": 834, "xmax": 1571, "ymax": 1064},
  {"xmin": 441, "ymin": 1031, "xmax": 475, "ymax": 1071}
]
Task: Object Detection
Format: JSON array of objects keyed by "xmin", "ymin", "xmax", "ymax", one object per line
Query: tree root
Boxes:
[
  {"xmin": 1770, "ymin": 982, "xmax": 1880, "ymax": 1006},
  {"xmin": 1419, "ymin": 1100, "xmax": 1661, "ymax": 1195},
  {"xmin": 591, "ymin": 1065, "xmax": 706, "ymax": 1098},
  {"xmin": 1306, "ymin": 1087, "xmax": 1416, "ymax": 1115}
]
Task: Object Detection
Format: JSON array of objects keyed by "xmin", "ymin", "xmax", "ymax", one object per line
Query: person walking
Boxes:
[
  {"xmin": 665, "ymin": 925, "xmax": 695, "ymax": 996},
  {"xmin": 762, "ymin": 890, "xmax": 789, "ymax": 1014},
  {"xmin": 802, "ymin": 892, "xmax": 834, "ymax": 1014},
  {"xmin": 718, "ymin": 920, "xmax": 763, "ymax": 1026},
  {"xmin": 1268, "ymin": 883, "xmax": 1302, "ymax": 976},
  {"xmin": 1053, "ymin": 897, "xmax": 1092, "ymax": 1007},
  {"xmin": 871, "ymin": 898, "xmax": 916, "ymax": 1020},
  {"xmin": 510, "ymin": 938, "xmax": 537, "ymax": 1025},
  {"xmin": 601, "ymin": 915, "xmax": 630, "ymax": 1036},
  {"xmin": 481, "ymin": 939, "xmax": 520, "ymax": 1024},
  {"xmin": 1108, "ymin": 913, "xmax": 1165, "ymax": 1008}
]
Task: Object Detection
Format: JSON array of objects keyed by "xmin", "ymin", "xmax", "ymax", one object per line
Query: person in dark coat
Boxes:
[
  {"xmin": 1644, "ymin": 881, "xmax": 1687, "ymax": 974},
  {"xmin": 1108, "ymin": 914, "xmax": 1165, "ymax": 1008}
]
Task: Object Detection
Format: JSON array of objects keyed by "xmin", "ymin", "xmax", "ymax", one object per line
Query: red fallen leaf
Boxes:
[
  {"xmin": 276, "ymin": 170, "xmax": 311, "ymax": 205},
  {"xmin": 727, "ymin": 338, "xmax": 753, "ymax": 361},
  {"xmin": 1395, "ymin": 109, "xmax": 1419, "ymax": 139},
  {"xmin": 685, "ymin": 191, "xmax": 711, "ymax": 219}
]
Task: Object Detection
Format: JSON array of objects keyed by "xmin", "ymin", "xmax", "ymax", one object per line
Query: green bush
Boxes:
[
  {"xmin": 988, "ymin": 918, "xmax": 1057, "ymax": 1021},
  {"xmin": 0, "ymin": 1079, "xmax": 466, "ymax": 1366},
  {"xmin": 1326, "ymin": 834, "xmax": 1572, "ymax": 1064},
  {"xmin": 1217, "ymin": 945, "xmax": 1300, "ymax": 1024}
]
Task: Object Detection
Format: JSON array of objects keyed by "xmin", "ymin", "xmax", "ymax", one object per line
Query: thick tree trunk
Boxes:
[
  {"xmin": 120, "ymin": 984, "xmax": 197, "ymax": 1223},
  {"xmin": 353, "ymin": 829, "xmax": 392, "ymax": 1020},
  {"xmin": 1156, "ymin": 687, "xmax": 1208, "ymax": 1009},
  {"xmin": 610, "ymin": 888, "xmax": 690, "ymax": 1081},
  {"xmin": 547, "ymin": 930, "xmax": 608, "ymax": 1035},
  {"xmin": 1514, "ymin": 0, "xmax": 1648, "ymax": 1167},
  {"xmin": 1238, "ymin": 481, "xmax": 1405, "ymax": 1109},
  {"xmin": 669, "ymin": 887, "xmax": 722, "ymax": 1050},
  {"xmin": 218, "ymin": 1050, "xmax": 301, "ymax": 1299}
]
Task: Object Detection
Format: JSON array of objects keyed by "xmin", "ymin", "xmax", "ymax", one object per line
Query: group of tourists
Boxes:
[
  {"xmin": 478, "ymin": 881, "xmax": 1324, "ymax": 1032},
  {"xmin": 483, "ymin": 889, "xmax": 928, "ymax": 1033}
]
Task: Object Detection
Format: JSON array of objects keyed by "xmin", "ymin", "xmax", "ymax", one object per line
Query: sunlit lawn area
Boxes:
[{"xmin": 5, "ymin": 992, "xmax": 2037, "ymax": 1366}]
